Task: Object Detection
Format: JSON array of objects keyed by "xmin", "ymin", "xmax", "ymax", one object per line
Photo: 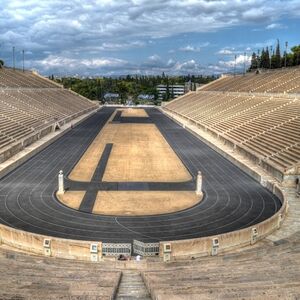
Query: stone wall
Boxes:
[
  {"xmin": 0, "ymin": 223, "xmax": 102, "ymax": 261},
  {"xmin": 159, "ymin": 185, "xmax": 287, "ymax": 259}
]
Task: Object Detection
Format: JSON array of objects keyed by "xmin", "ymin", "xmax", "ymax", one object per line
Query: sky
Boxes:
[{"xmin": 0, "ymin": 0, "xmax": 299, "ymax": 76}]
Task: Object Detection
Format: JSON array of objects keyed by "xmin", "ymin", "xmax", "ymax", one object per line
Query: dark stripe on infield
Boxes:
[{"xmin": 79, "ymin": 143, "xmax": 113, "ymax": 213}]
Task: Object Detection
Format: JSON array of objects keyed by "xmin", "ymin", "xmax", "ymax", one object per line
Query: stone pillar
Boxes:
[
  {"xmin": 196, "ymin": 171, "xmax": 202, "ymax": 195},
  {"xmin": 58, "ymin": 170, "xmax": 65, "ymax": 195}
]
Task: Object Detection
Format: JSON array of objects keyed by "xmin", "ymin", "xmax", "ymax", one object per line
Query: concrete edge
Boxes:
[{"xmin": 112, "ymin": 272, "xmax": 123, "ymax": 299}]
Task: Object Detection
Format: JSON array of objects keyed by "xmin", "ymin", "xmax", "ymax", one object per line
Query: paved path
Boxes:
[{"xmin": 0, "ymin": 107, "xmax": 281, "ymax": 243}]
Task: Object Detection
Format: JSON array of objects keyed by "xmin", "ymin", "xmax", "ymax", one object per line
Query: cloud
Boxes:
[
  {"xmin": 33, "ymin": 55, "xmax": 129, "ymax": 75},
  {"xmin": 179, "ymin": 43, "xmax": 209, "ymax": 53},
  {"xmin": 98, "ymin": 41, "xmax": 146, "ymax": 51},
  {"xmin": 266, "ymin": 23, "xmax": 287, "ymax": 30},
  {"xmin": 26, "ymin": 52, "xmax": 254, "ymax": 76},
  {"xmin": 0, "ymin": 0, "xmax": 298, "ymax": 75},
  {"xmin": 179, "ymin": 45, "xmax": 201, "ymax": 53},
  {"xmin": 219, "ymin": 54, "xmax": 251, "ymax": 68},
  {"xmin": 2, "ymin": 1, "xmax": 297, "ymax": 46},
  {"xmin": 217, "ymin": 49, "xmax": 234, "ymax": 55}
]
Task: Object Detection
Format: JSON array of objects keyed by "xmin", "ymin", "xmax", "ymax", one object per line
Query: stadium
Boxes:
[
  {"xmin": 1, "ymin": 1, "xmax": 300, "ymax": 299},
  {"xmin": 0, "ymin": 62, "xmax": 299, "ymax": 299}
]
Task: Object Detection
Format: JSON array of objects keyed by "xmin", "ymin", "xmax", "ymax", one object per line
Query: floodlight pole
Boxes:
[
  {"xmin": 285, "ymin": 41, "xmax": 288, "ymax": 68},
  {"xmin": 234, "ymin": 54, "xmax": 236, "ymax": 76},
  {"xmin": 270, "ymin": 45, "xmax": 273, "ymax": 69},
  {"xmin": 12, "ymin": 46, "xmax": 15, "ymax": 70},
  {"xmin": 22, "ymin": 50, "xmax": 25, "ymax": 72},
  {"xmin": 243, "ymin": 52, "xmax": 246, "ymax": 75}
]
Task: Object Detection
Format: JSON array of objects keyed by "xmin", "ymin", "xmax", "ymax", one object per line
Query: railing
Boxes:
[
  {"xmin": 102, "ymin": 243, "xmax": 132, "ymax": 257},
  {"xmin": 133, "ymin": 240, "xmax": 160, "ymax": 256}
]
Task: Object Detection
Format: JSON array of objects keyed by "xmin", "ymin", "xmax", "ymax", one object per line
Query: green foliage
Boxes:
[
  {"xmin": 249, "ymin": 42, "xmax": 300, "ymax": 70},
  {"xmin": 249, "ymin": 52, "xmax": 258, "ymax": 70},
  {"xmin": 0, "ymin": 59, "xmax": 4, "ymax": 68},
  {"xmin": 273, "ymin": 39, "xmax": 281, "ymax": 68},
  {"xmin": 53, "ymin": 74, "xmax": 215, "ymax": 104}
]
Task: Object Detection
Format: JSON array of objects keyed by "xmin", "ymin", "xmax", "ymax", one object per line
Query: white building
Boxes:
[
  {"xmin": 157, "ymin": 84, "xmax": 186, "ymax": 100},
  {"xmin": 104, "ymin": 93, "xmax": 120, "ymax": 102},
  {"xmin": 137, "ymin": 94, "xmax": 155, "ymax": 101}
]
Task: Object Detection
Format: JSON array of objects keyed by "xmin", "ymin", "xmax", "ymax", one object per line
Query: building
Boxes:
[
  {"xmin": 156, "ymin": 84, "xmax": 186, "ymax": 100},
  {"xmin": 104, "ymin": 93, "xmax": 120, "ymax": 102},
  {"xmin": 137, "ymin": 94, "xmax": 155, "ymax": 101}
]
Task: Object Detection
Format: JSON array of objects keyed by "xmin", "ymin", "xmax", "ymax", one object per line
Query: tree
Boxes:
[
  {"xmin": 0, "ymin": 59, "xmax": 4, "ymax": 68},
  {"xmin": 291, "ymin": 45, "xmax": 300, "ymax": 66},
  {"xmin": 274, "ymin": 39, "xmax": 281, "ymax": 68},
  {"xmin": 250, "ymin": 52, "xmax": 258, "ymax": 69},
  {"xmin": 260, "ymin": 48, "xmax": 270, "ymax": 69}
]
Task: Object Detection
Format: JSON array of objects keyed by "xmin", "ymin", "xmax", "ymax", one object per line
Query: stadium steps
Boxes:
[
  {"xmin": 115, "ymin": 271, "xmax": 151, "ymax": 300},
  {"xmin": 0, "ymin": 68, "xmax": 98, "ymax": 154},
  {"xmin": 201, "ymin": 67, "xmax": 300, "ymax": 94},
  {"xmin": 0, "ymin": 247, "xmax": 121, "ymax": 300},
  {"xmin": 143, "ymin": 232, "xmax": 300, "ymax": 299}
]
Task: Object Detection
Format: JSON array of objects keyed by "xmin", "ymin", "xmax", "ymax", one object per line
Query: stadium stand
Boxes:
[
  {"xmin": 0, "ymin": 65, "xmax": 299, "ymax": 299},
  {"xmin": 164, "ymin": 68, "xmax": 300, "ymax": 180},
  {"xmin": 143, "ymin": 232, "xmax": 300, "ymax": 299},
  {"xmin": 201, "ymin": 66, "xmax": 300, "ymax": 94},
  {"xmin": 0, "ymin": 247, "xmax": 121, "ymax": 299},
  {"xmin": 0, "ymin": 67, "xmax": 98, "ymax": 162},
  {"xmin": 0, "ymin": 68, "xmax": 58, "ymax": 88}
]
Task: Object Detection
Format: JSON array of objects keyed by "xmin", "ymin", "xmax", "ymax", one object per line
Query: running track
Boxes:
[{"xmin": 0, "ymin": 107, "xmax": 281, "ymax": 243}]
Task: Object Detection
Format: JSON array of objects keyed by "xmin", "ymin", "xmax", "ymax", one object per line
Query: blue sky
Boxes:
[{"xmin": 0, "ymin": 0, "xmax": 299, "ymax": 76}]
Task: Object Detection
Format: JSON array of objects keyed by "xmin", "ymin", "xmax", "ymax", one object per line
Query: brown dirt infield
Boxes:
[
  {"xmin": 69, "ymin": 110, "xmax": 191, "ymax": 182},
  {"xmin": 57, "ymin": 190, "xmax": 202, "ymax": 216},
  {"xmin": 121, "ymin": 108, "xmax": 148, "ymax": 117},
  {"xmin": 102, "ymin": 123, "xmax": 192, "ymax": 182},
  {"xmin": 56, "ymin": 191, "xmax": 86, "ymax": 210}
]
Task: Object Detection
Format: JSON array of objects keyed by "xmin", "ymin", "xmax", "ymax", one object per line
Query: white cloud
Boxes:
[
  {"xmin": 179, "ymin": 45, "xmax": 201, "ymax": 52},
  {"xmin": 266, "ymin": 23, "xmax": 287, "ymax": 30},
  {"xmin": 2, "ymin": 1, "xmax": 297, "ymax": 46},
  {"xmin": 34, "ymin": 55, "xmax": 128, "ymax": 72},
  {"xmin": 218, "ymin": 49, "xmax": 234, "ymax": 55},
  {"xmin": 0, "ymin": 0, "xmax": 298, "ymax": 75},
  {"xmin": 98, "ymin": 41, "xmax": 146, "ymax": 51},
  {"xmin": 219, "ymin": 54, "xmax": 251, "ymax": 68}
]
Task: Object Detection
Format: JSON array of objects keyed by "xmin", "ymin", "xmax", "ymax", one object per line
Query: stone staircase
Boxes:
[{"xmin": 115, "ymin": 271, "xmax": 151, "ymax": 300}]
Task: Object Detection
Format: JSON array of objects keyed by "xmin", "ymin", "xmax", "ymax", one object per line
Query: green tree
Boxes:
[
  {"xmin": 260, "ymin": 48, "xmax": 270, "ymax": 69},
  {"xmin": 250, "ymin": 52, "xmax": 258, "ymax": 69},
  {"xmin": 291, "ymin": 45, "xmax": 300, "ymax": 66},
  {"xmin": 274, "ymin": 39, "xmax": 281, "ymax": 68}
]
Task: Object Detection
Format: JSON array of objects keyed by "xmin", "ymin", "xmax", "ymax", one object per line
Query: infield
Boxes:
[
  {"xmin": 69, "ymin": 110, "xmax": 192, "ymax": 182},
  {"xmin": 57, "ymin": 191, "xmax": 201, "ymax": 216},
  {"xmin": 121, "ymin": 108, "xmax": 148, "ymax": 117}
]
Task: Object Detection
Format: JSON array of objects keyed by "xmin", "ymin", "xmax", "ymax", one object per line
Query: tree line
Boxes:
[
  {"xmin": 250, "ymin": 41, "xmax": 300, "ymax": 70},
  {"xmin": 52, "ymin": 74, "xmax": 215, "ymax": 104}
]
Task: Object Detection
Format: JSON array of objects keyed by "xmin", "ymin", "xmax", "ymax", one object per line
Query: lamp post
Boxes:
[
  {"xmin": 285, "ymin": 41, "xmax": 288, "ymax": 68},
  {"xmin": 12, "ymin": 46, "xmax": 15, "ymax": 70},
  {"xmin": 22, "ymin": 50, "xmax": 25, "ymax": 72},
  {"xmin": 270, "ymin": 45, "xmax": 273, "ymax": 69},
  {"xmin": 243, "ymin": 52, "xmax": 246, "ymax": 75},
  {"xmin": 234, "ymin": 54, "xmax": 236, "ymax": 76}
]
